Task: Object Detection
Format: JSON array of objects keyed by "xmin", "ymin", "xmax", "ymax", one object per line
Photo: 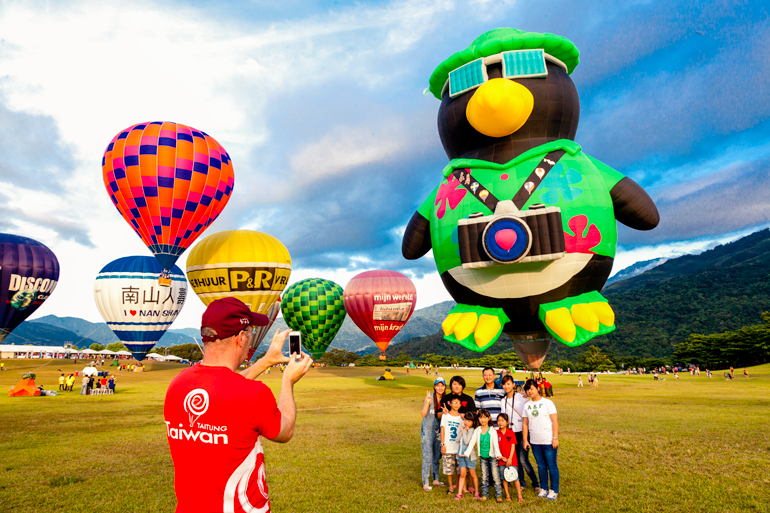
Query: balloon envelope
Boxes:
[
  {"xmin": 102, "ymin": 122, "xmax": 235, "ymax": 272},
  {"xmin": 281, "ymin": 278, "xmax": 346, "ymax": 359},
  {"xmin": 94, "ymin": 256, "xmax": 187, "ymax": 360},
  {"xmin": 186, "ymin": 230, "xmax": 292, "ymax": 357},
  {"xmin": 0, "ymin": 234, "xmax": 60, "ymax": 343},
  {"xmin": 248, "ymin": 300, "xmax": 281, "ymax": 361},
  {"xmin": 343, "ymin": 270, "xmax": 417, "ymax": 352}
]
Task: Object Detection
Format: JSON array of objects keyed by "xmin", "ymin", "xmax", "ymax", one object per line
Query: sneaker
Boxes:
[
  {"xmin": 546, "ymin": 490, "xmax": 558, "ymax": 501},
  {"xmin": 537, "ymin": 489, "xmax": 548, "ymax": 498}
]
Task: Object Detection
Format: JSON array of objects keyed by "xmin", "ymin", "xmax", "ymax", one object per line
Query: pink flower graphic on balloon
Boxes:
[
  {"xmin": 435, "ymin": 174, "xmax": 467, "ymax": 219},
  {"xmin": 564, "ymin": 215, "xmax": 601, "ymax": 254}
]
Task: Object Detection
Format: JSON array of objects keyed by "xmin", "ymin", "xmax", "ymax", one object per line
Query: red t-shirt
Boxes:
[
  {"xmin": 164, "ymin": 364, "xmax": 282, "ymax": 513},
  {"xmin": 497, "ymin": 428, "xmax": 517, "ymax": 467}
]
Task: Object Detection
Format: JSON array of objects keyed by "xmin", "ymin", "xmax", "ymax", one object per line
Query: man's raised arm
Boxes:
[{"xmin": 267, "ymin": 351, "xmax": 312, "ymax": 443}]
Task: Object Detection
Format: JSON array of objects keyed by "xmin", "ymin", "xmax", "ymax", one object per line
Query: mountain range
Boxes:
[
  {"xmin": 378, "ymin": 228, "xmax": 770, "ymax": 361},
  {"xmin": 7, "ymin": 228, "xmax": 770, "ymax": 362}
]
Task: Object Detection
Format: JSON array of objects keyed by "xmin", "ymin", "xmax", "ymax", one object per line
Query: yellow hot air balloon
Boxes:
[{"xmin": 186, "ymin": 230, "xmax": 291, "ymax": 357}]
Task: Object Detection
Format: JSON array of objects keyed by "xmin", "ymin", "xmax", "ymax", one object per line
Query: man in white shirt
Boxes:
[
  {"xmin": 499, "ymin": 375, "xmax": 540, "ymax": 492},
  {"xmin": 522, "ymin": 379, "xmax": 559, "ymax": 501}
]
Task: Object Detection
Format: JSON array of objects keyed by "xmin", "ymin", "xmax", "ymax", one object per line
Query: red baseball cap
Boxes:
[{"xmin": 201, "ymin": 297, "xmax": 270, "ymax": 342}]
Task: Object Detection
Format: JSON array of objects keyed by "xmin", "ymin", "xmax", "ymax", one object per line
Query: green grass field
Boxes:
[{"xmin": 1, "ymin": 359, "xmax": 768, "ymax": 513}]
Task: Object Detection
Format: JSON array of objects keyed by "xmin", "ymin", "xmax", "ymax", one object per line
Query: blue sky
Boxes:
[{"xmin": 0, "ymin": 0, "xmax": 767, "ymax": 329}]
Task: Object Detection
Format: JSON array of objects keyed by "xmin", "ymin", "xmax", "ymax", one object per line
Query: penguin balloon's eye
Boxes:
[{"xmin": 443, "ymin": 49, "xmax": 562, "ymax": 99}]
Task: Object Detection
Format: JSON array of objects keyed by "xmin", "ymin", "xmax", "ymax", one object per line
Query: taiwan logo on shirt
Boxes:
[
  {"xmin": 166, "ymin": 388, "xmax": 230, "ymax": 445},
  {"xmin": 184, "ymin": 388, "xmax": 210, "ymax": 426}
]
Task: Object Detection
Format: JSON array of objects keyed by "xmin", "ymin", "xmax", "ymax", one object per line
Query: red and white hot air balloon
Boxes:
[{"xmin": 343, "ymin": 270, "xmax": 417, "ymax": 353}]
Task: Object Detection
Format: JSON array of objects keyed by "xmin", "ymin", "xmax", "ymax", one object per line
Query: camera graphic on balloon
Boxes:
[{"xmin": 457, "ymin": 201, "xmax": 565, "ymax": 269}]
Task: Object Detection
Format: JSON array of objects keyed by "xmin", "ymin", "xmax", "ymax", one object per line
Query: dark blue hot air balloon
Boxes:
[{"xmin": 0, "ymin": 234, "xmax": 60, "ymax": 343}]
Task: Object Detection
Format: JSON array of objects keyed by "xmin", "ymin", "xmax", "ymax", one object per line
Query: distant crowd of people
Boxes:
[
  {"xmin": 55, "ymin": 372, "xmax": 117, "ymax": 395},
  {"xmin": 576, "ymin": 373, "xmax": 599, "ymax": 387},
  {"xmin": 421, "ymin": 368, "xmax": 560, "ymax": 503}
]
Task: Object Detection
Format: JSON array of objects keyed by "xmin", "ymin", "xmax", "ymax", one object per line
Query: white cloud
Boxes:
[
  {"xmin": 612, "ymin": 224, "xmax": 768, "ymax": 276},
  {"xmin": 290, "ymin": 123, "xmax": 418, "ymax": 181},
  {"xmin": 0, "ymin": 0, "xmax": 452, "ymax": 330}
]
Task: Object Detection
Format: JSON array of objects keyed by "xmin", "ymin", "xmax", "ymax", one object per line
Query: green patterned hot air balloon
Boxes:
[{"xmin": 281, "ymin": 278, "xmax": 346, "ymax": 359}]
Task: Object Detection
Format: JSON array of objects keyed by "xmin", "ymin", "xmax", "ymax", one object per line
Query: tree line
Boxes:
[
  {"xmin": 120, "ymin": 311, "xmax": 770, "ymax": 370},
  {"xmin": 672, "ymin": 312, "xmax": 770, "ymax": 368}
]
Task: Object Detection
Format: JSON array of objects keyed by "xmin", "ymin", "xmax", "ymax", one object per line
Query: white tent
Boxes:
[
  {"xmin": 81, "ymin": 349, "xmax": 97, "ymax": 354},
  {"xmin": 98, "ymin": 349, "xmax": 117, "ymax": 355},
  {"xmin": 115, "ymin": 350, "xmax": 132, "ymax": 356},
  {"xmin": 164, "ymin": 354, "xmax": 183, "ymax": 361},
  {"xmin": 145, "ymin": 353, "xmax": 166, "ymax": 360},
  {"xmin": 82, "ymin": 366, "xmax": 99, "ymax": 376}
]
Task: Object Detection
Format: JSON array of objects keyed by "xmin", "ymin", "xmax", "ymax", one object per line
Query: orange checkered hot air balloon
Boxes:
[{"xmin": 102, "ymin": 122, "xmax": 234, "ymax": 277}]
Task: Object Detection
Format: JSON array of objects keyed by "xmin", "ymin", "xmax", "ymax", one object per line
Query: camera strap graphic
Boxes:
[{"xmin": 451, "ymin": 149, "xmax": 566, "ymax": 212}]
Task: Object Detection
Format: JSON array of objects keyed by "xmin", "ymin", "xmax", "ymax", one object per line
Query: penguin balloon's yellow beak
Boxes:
[{"xmin": 466, "ymin": 78, "xmax": 534, "ymax": 138}]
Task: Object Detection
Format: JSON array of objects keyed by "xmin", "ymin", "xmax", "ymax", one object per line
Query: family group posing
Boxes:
[{"xmin": 421, "ymin": 368, "xmax": 559, "ymax": 502}]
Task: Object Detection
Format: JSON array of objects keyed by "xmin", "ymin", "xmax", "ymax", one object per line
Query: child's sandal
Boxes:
[
  {"xmin": 453, "ymin": 494, "xmax": 463, "ymax": 501},
  {"xmin": 518, "ymin": 497, "xmax": 525, "ymax": 503},
  {"xmin": 474, "ymin": 493, "xmax": 481, "ymax": 499},
  {"xmin": 497, "ymin": 498, "xmax": 503, "ymax": 503}
]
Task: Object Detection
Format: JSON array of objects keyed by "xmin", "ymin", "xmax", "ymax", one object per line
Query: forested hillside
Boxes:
[{"xmin": 391, "ymin": 228, "xmax": 770, "ymax": 361}]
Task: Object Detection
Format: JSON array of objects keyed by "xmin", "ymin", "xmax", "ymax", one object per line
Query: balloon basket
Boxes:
[
  {"xmin": 379, "ymin": 353, "xmax": 387, "ymax": 361},
  {"xmin": 507, "ymin": 332, "xmax": 552, "ymax": 372},
  {"xmin": 158, "ymin": 270, "xmax": 172, "ymax": 287}
]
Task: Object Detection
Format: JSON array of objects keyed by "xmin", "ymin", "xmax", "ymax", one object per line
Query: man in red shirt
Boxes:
[{"xmin": 164, "ymin": 297, "xmax": 312, "ymax": 513}]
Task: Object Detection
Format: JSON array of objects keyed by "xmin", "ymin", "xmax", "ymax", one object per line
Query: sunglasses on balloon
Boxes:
[{"xmin": 441, "ymin": 49, "xmax": 569, "ymax": 99}]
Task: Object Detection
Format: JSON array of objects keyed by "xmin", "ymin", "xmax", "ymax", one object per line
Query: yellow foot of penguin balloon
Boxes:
[
  {"xmin": 442, "ymin": 304, "xmax": 510, "ymax": 352},
  {"xmin": 539, "ymin": 291, "xmax": 616, "ymax": 347}
]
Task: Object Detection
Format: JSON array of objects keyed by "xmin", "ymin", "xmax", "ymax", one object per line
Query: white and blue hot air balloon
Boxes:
[{"xmin": 94, "ymin": 256, "xmax": 187, "ymax": 360}]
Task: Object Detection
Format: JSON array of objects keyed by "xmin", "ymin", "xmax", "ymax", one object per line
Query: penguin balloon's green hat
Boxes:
[{"xmin": 428, "ymin": 28, "xmax": 580, "ymax": 100}]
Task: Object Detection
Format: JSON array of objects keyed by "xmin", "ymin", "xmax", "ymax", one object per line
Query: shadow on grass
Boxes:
[{"xmin": 48, "ymin": 476, "xmax": 86, "ymax": 487}]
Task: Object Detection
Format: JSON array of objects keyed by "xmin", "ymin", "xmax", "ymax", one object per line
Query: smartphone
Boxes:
[{"xmin": 288, "ymin": 331, "xmax": 302, "ymax": 356}]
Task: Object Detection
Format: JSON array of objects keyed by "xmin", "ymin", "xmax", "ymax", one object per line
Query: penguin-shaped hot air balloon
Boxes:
[{"xmin": 402, "ymin": 28, "xmax": 659, "ymax": 368}]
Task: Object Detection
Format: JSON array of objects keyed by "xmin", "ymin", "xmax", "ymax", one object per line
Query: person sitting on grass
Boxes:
[
  {"xmin": 454, "ymin": 411, "xmax": 480, "ymax": 500},
  {"xmin": 440, "ymin": 396, "xmax": 464, "ymax": 494},
  {"xmin": 496, "ymin": 413, "xmax": 523, "ymax": 503},
  {"xmin": 462, "ymin": 409, "xmax": 503, "ymax": 502},
  {"xmin": 522, "ymin": 379, "xmax": 560, "ymax": 501}
]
